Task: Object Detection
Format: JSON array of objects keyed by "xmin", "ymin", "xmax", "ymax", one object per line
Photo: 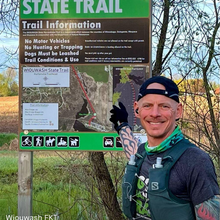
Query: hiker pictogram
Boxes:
[{"xmin": 34, "ymin": 136, "xmax": 44, "ymax": 147}]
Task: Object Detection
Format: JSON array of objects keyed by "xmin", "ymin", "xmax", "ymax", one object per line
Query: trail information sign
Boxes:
[{"xmin": 19, "ymin": 0, "xmax": 151, "ymax": 151}]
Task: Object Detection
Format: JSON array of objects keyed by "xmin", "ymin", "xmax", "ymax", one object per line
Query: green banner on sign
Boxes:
[
  {"xmin": 20, "ymin": 0, "xmax": 150, "ymax": 19},
  {"xmin": 20, "ymin": 132, "xmax": 124, "ymax": 151}
]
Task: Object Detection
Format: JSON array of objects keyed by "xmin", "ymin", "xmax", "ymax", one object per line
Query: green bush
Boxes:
[{"xmin": 0, "ymin": 133, "xmax": 17, "ymax": 148}]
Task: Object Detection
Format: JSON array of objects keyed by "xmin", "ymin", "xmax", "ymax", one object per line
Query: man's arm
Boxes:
[
  {"xmin": 109, "ymin": 102, "xmax": 141, "ymax": 159},
  {"xmin": 195, "ymin": 195, "xmax": 220, "ymax": 220},
  {"xmin": 119, "ymin": 126, "xmax": 140, "ymax": 159}
]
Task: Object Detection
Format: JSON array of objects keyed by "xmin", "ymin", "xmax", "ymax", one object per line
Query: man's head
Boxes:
[
  {"xmin": 134, "ymin": 76, "xmax": 182, "ymax": 146},
  {"xmin": 137, "ymin": 76, "xmax": 179, "ymax": 103}
]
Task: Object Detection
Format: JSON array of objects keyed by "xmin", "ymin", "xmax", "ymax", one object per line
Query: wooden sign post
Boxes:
[{"xmin": 18, "ymin": 151, "xmax": 33, "ymax": 216}]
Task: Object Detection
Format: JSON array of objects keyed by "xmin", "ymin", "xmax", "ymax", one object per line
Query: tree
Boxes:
[
  {"xmin": 0, "ymin": 0, "xmax": 19, "ymax": 69},
  {"xmin": 152, "ymin": 0, "xmax": 220, "ymax": 168},
  {"xmin": 175, "ymin": 78, "xmax": 210, "ymax": 95},
  {"xmin": 0, "ymin": 67, "xmax": 18, "ymax": 96}
]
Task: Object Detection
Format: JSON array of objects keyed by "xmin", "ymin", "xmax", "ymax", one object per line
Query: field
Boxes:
[
  {"xmin": 0, "ymin": 96, "xmax": 18, "ymax": 134},
  {"xmin": 0, "ymin": 149, "xmax": 124, "ymax": 220}
]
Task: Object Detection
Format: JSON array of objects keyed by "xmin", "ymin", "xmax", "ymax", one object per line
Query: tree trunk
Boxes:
[
  {"xmin": 89, "ymin": 152, "xmax": 125, "ymax": 220},
  {"xmin": 152, "ymin": 0, "xmax": 170, "ymax": 76}
]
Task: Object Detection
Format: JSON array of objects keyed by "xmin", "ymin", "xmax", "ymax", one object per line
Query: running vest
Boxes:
[
  {"xmin": 122, "ymin": 150, "xmax": 148, "ymax": 218},
  {"xmin": 122, "ymin": 138, "xmax": 196, "ymax": 220},
  {"xmin": 148, "ymin": 138, "xmax": 196, "ymax": 220}
]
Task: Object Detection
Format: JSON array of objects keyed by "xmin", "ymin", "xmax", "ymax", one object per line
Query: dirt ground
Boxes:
[
  {"xmin": 0, "ymin": 96, "xmax": 18, "ymax": 134},
  {"xmin": 0, "ymin": 96, "xmax": 19, "ymax": 150}
]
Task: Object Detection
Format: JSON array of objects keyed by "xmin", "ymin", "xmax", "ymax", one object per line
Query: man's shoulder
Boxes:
[
  {"xmin": 178, "ymin": 138, "xmax": 209, "ymax": 157},
  {"xmin": 177, "ymin": 142, "xmax": 214, "ymax": 170},
  {"xmin": 182, "ymin": 144, "xmax": 210, "ymax": 159}
]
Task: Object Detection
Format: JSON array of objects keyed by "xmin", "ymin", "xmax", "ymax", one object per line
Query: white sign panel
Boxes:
[
  {"xmin": 23, "ymin": 67, "xmax": 70, "ymax": 87},
  {"xmin": 133, "ymin": 132, "xmax": 147, "ymax": 144},
  {"xmin": 23, "ymin": 103, "xmax": 58, "ymax": 130}
]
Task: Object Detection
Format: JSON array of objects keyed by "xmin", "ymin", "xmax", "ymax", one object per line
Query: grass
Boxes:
[
  {"xmin": 0, "ymin": 133, "xmax": 17, "ymax": 147},
  {"xmin": 0, "ymin": 152, "xmax": 18, "ymax": 218},
  {"xmin": 32, "ymin": 183, "xmax": 89, "ymax": 219},
  {"xmin": 0, "ymin": 150, "xmax": 116, "ymax": 220},
  {"xmin": 0, "ymin": 181, "xmax": 96, "ymax": 219},
  {"xmin": 0, "ymin": 144, "xmax": 219, "ymax": 219}
]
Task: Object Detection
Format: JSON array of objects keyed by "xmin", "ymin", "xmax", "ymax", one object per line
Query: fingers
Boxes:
[
  {"xmin": 109, "ymin": 116, "xmax": 116, "ymax": 123},
  {"xmin": 110, "ymin": 105, "xmax": 119, "ymax": 113},
  {"xmin": 113, "ymin": 105, "xmax": 120, "ymax": 110},
  {"xmin": 109, "ymin": 105, "xmax": 121, "ymax": 124},
  {"xmin": 109, "ymin": 114, "xmax": 118, "ymax": 125},
  {"xmin": 110, "ymin": 103, "xmax": 126, "ymax": 112},
  {"xmin": 109, "ymin": 102, "xmax": 129, "ymax": 131},
  {"xmin": 110, "ymin": 109, "xmax": 115, "ymax": 113},
  {"xmin": 119, "ymin": 102, "xmax": 126, "ymax": 111}
]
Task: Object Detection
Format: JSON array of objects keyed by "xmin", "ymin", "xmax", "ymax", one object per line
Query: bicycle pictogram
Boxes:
[{"xmin": 22, "ymin": 136, "xmax": 32, "ymax": 146}]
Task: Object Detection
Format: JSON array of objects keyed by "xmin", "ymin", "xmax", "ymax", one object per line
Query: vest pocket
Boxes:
[{"xmin": 122, "ymin": 164, "xmax": 138, "ymax": 218}]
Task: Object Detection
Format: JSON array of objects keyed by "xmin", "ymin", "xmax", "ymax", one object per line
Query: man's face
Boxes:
[{"xmin": 134, "ymin": 83, "xmax": 182, "ymax": 145}]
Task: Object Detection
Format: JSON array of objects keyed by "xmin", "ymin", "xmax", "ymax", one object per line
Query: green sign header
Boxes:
[{"xmin": 20, "ymin": 0, "xmax": 150, "ymax": 19}]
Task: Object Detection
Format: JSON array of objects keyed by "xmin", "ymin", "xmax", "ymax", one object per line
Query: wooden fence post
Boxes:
[{"xmin": 18, "ymin": 151, "xmax": 33, "ymax": 216}]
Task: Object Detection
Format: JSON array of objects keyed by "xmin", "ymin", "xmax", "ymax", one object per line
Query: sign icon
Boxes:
[
  {"xmin": 69, "ymin": 137, "xmax": 79, "ymax": 147},
  {"xmin": 34, "ymin": 136, "xmax": 44, "ymax": 147},
  {"xmin": 21, "ymin": 136, "xmax": 32, "ymax": 147},
  {"xmin": 104, "ymin": 137, "xmax": 114, "ymax": 148},
  {"xmin": 116, "ymin": 137, "xmax": 122, "ymax": 147},
  {"xmin": 57, "ymin": 136, "xmax": 67, "ymax": 147},
  {"xmin": 45, "ymin": 136, "xmax": 56, "ymax": 147}
]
